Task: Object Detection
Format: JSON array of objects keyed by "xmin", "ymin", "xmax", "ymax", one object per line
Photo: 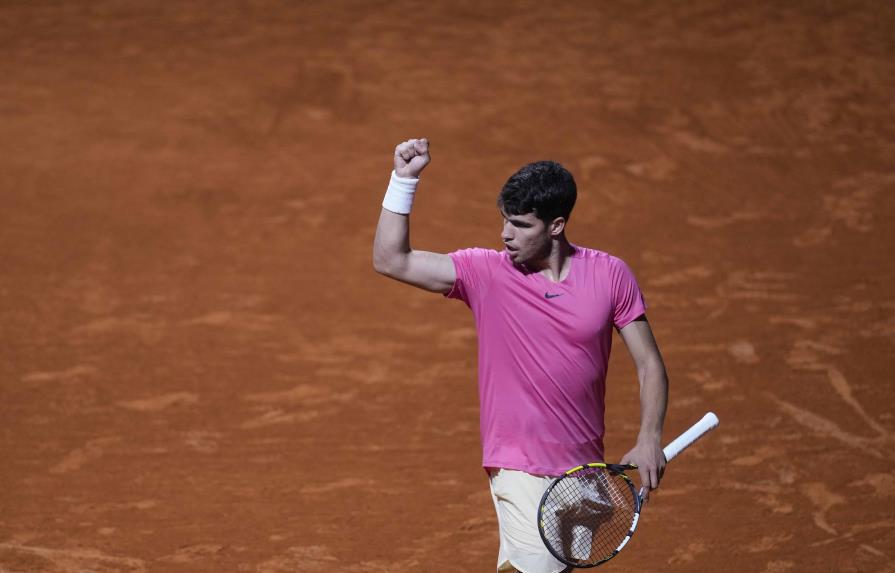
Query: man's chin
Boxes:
[{"xmin": 506, "ymin": 250, "xmax": 528, "ymax": 266}]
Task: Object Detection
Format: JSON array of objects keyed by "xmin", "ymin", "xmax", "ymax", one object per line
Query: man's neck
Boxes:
[{"xmin": 527, "ymin": 238, "xmax": 574, "ymax": 282}]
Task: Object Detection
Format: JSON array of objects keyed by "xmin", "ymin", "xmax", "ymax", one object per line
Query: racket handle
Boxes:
[{"xmin": 662, "ymin": 412, "xmax": 719, "ymax": 463}]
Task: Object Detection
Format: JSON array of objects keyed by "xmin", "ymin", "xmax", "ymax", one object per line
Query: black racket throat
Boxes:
[{"xmin": 588, "ymin": 462, "xmax": 635, "ymax": 474}]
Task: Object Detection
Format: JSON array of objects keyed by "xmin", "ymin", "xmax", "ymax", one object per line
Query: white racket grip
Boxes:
[{"xmin": 662, "ymin": 412, "xmax": 719, "ymax": 463}]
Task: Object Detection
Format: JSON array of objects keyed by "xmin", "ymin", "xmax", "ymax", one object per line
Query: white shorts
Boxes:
[{"xmin": 488, "ymin": 468, "xmax": 568, "ymax": 573}]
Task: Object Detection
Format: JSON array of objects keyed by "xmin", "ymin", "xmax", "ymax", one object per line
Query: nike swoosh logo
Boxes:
[{"xmin": 544, "ymin": 292, "xmax": 563, "ymax": 299}]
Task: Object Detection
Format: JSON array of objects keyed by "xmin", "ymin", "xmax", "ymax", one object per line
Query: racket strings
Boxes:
[{"xmin": 540, "ymin": 467, "xmax": 638, "ymax": 566}]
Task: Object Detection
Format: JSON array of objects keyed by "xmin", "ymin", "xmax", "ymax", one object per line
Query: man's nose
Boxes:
[{"xmin": 501, "ymin": 223, "xmax": 513, "ymax": 241}]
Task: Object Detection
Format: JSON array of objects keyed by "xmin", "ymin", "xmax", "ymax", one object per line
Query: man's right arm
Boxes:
[{"xmin": 372, "ymin": 139, "xmax": 456, "ymax": 294}]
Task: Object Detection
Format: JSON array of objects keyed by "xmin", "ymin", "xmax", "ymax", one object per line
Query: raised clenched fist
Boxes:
[{"xmin": 394, "ymin": 138, "xmax": 430, "ymax": 179}]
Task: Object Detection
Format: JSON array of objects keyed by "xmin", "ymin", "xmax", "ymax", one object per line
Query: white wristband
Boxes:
[{"xmin": 382, "ymin": 170, "xmax": 419, "ymax": 215}]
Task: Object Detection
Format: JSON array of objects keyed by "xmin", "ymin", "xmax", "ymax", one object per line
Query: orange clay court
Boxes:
[{"xmin": 1, "ymin": 2, "xmax": 893, "ymax": 572}]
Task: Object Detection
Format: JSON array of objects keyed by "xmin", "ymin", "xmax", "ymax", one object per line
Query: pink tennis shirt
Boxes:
[{"xmin": 445, "ymin": 244, "xmax": 646, "ymax": 476}]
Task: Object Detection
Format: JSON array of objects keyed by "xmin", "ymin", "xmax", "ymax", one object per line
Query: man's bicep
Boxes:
[
  {"xmin": 618, "ymin": 315, "xmax": 664, "ymax": 370},
  {"xmin": 400, "ymin": 250, "xmax": 456, "ymax": 293}
]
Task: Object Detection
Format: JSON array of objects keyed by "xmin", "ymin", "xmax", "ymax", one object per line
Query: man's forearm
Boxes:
[
  {"xmin": 636, "ymin": 359, "xmax": 668, "ymax": 445},
  {"xmin": 373, "ymin": 208, "xmax": 411, "ymax": 275}
]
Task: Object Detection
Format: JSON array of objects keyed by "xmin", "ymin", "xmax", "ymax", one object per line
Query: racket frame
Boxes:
[{"xmin": 537, "ymin": 462, "xmax": 642, "ymax": 569}]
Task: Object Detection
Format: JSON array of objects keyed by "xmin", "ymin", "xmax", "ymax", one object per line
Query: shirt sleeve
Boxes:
[
  {"xmin": 444, "ymin": 248, "xmax": 501, "ymax": 308},
  {"xmin": 609, "ymin": 256, "xmax": 647, "ymax": 329}
]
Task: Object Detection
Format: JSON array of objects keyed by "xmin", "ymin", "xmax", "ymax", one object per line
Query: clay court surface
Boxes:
[{"xmin": 2, "ymin": 1, "xmax": 894, "ymax": 571}]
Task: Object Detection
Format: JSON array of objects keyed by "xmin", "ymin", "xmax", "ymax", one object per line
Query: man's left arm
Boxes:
[{"xmin": 618, "ymin": 315, "xmax": 669, "ymax": 496}]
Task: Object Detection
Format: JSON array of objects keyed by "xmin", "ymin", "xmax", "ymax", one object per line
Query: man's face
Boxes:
[{"xmin": 500, "ymin": 210, "xmax": 552, "ymax": 265}]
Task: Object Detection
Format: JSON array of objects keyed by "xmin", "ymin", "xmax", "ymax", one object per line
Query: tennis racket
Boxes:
[{"xmin": 537, "ymin": 412, "xmax": 719, "ymax": 568}]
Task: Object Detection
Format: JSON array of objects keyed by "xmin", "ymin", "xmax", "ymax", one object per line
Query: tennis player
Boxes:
[{"xmin": 373, "ymin": 138, "xmax": 669, "ymax": 573}]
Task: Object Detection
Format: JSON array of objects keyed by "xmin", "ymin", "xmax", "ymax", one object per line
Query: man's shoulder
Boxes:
[
  {"xmin": 451, "ymin": 246, "xmax": 502, "ymax": 256},
  {"xmin": 572, "ymin": 245, "xmax": 636, "ymax": 274},
  {"xmin": 572, "ymin": 244, "xmax": 615, "ymax": 263},
  {"xmin": 450, "ymin": 247, "xmax": 507, "ymax": 264}
]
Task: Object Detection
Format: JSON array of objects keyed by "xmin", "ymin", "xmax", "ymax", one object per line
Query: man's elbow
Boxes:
[
  {"xmin": 372, "ymin": 252, "xmax": 403, "ymax": 278},
  {"xmin": 372, "ymin": 254, "xmax": 390, "ymax": 276}
]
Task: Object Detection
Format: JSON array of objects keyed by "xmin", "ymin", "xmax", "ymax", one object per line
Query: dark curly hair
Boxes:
[{"xmin": 497, "ymin": 160, "xmax": 577, "ymax": 225}]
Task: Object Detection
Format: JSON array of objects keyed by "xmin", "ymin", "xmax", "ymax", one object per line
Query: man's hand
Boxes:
[
  {"xmin": 394, "ymin": 138, "xmax": 430, "ymax": 178},
  {"xmin": 620, "ymin": 439, "xmax": 666, "ymax": 500}
]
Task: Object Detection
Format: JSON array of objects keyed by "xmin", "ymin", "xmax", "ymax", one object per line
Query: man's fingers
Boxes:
[
  {"xmin": 395, "ymin": 139, "xmax": 429, "ymax": 156},
  {"xmin": 637, "ymin": 466, "xmax": 659, "ymax": 491},
  {"xmin": 396, "ymin": 139, "xmax": 425, "ymax": 162},
  {"xmin": 640, "ymin": 471, "xmax": 650, "ymax": 501},
  {"xmin": 394, "ymin": 144, "xmax": 409, "ymax": 164}
]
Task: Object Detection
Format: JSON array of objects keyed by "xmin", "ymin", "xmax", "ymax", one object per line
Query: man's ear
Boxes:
[{"xmin": 549, "ymin": 217, "xmax": 566, "ymax": 237}]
